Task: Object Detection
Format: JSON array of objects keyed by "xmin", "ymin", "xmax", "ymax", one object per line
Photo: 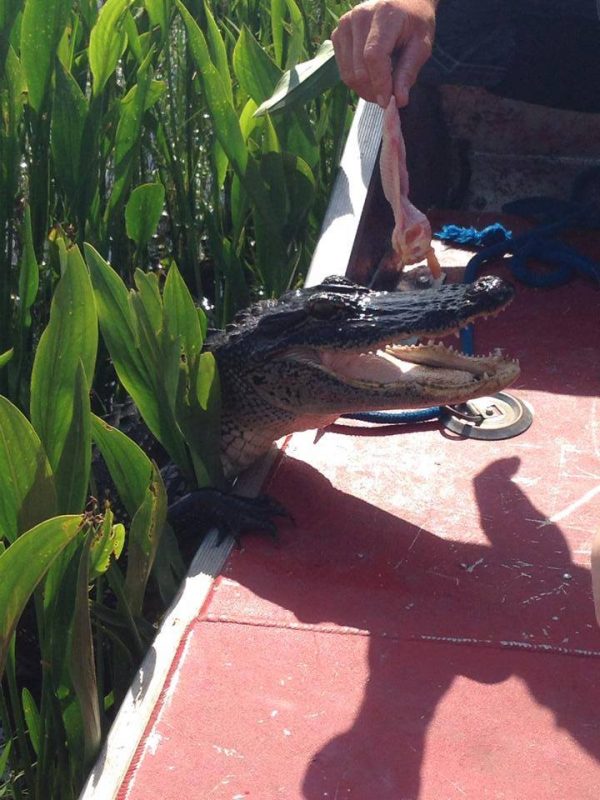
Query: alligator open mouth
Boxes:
[
  {"xmin": 316, "ymin": 341, "xmax": 519, "ymax": 391},
  {"xmin": 298, "ymin": 276, "xmax": 519, "ymax": 396},
  {"xmin": 272, "ymin": 280, "xmax": 520, "ymax": 406}
]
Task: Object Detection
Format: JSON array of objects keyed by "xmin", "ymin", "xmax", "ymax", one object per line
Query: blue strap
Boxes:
[{"xmin": 343, "ymin": 407, "xmax": 441, "ymax": 424}]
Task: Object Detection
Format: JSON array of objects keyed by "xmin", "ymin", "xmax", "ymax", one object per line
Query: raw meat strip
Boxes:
[{"xmin": 380, "ymin": 98, "xmax": 441, "ymax": 278}]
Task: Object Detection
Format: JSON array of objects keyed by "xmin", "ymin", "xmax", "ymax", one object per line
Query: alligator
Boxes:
[
  {"xmin": 205, "ymin": 274, "xmax": 519, "ymax": 479},
  {"xmin": 167, "ymin": 273, "xmax": 520, "ymax": 539}
]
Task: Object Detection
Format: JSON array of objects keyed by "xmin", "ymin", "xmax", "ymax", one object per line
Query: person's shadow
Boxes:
[{"xmin": 226, "ymin": 453, "xmax": 600, "ymax": 799}]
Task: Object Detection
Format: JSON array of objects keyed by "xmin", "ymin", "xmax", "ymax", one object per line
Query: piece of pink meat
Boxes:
[{"xmin": 380, "ymin": 98, "xmax": 441, "ymax": 277}]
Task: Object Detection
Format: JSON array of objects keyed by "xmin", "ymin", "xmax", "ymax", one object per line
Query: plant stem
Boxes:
[
  {"xmin": 106, "ymin": 567, "xmax": 145, "ymax": 660},
  {"xmin": 4, "ymin": 640, "xmax": 35, "ymax": 797},
  {"xmin": 0, "ymin": 683, "xmax": 25, "ymax": 800}
]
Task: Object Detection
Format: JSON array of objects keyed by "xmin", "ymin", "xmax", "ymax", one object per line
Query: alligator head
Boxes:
[{"xmin": 207, "ymin": 275, "xmax": 520, "ymax": 477}]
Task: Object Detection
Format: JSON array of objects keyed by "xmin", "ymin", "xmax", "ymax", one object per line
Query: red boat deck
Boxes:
[{"xmin": 85, "ymin": 233, "xmax": 600, "ymax": 800}]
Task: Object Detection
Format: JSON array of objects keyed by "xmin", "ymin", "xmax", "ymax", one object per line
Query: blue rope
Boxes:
[
  {"xmin": 457, "ymin": 214, "xmax": 600, "ymax": 286},
  {"xmin": 344, "ymin": 201, "xmax": 600, "ymax": 426},
  {"xmin": 343, "ymin": 407, "xmax": 441, "ymax": 424},
  {"xmin": 434, "ymin": 222, "xmax": 512, "ymax": 248}
]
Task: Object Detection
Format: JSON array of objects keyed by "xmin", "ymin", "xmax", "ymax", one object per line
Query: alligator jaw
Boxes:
[
  {"xmin": 313, "ymin": 341, "xmax": 519, "ymax": 399},
  {"xmin": 286, "ymin": 338, "xmax": 519, "ymax": 408}
]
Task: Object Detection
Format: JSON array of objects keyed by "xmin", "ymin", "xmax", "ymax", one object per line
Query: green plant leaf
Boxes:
[
  {"xmin": 110, "ymin": 61, "xmax": 152, "ymax": 216},
  {"xmin": 151, "ymin": 520, "xmax": 184, "ymax": 606},
  {"xmin": 0, "ymin": 349, "xmax": 13, "ymax": 368},
  {"xmin": 202, "ymin": 0, "xmax": 232, "ymax": 103},
  {"xmin": 143, "ymin": 0, "xmax": 171, "ymax": 37},
  {"xmin": 76, "ymin": 0, "xmax": 99, "ymax": 29},
  {"xmin": 178, "ymin": 1, "xmax": 283, "ymax": 235},
  {"xmin": 91, "ymin": 414, "xmax": 152, "ymax": 518},
  {"xmin": 270, "ymin": 0, "xmax": 285, "ymax": 67},
  {"xmin": 89, "ymin": 0, "xmax": 131, "ymax": 96},
  {"xmin": 125, "ymin": 182, "xmax": 165, "ymax": 248},
  {"xmin": 128, "ymin": 290, "xmax": 191, "ymax": 472},
  {"xmin": 163, "ymin": 261, "xmax": 203, "ymax": 359},
  {"xmin": 0, "ymin": 739, "xmax": 12, "ymax": 781},
  {"xmin": 108, "ymin": 53, "xmax": 166, "ymax": 216},
  {"xmin": 0, "ymin": 0, "xmax": 23, "ymax": 39},
  {"xmin": 253, "ymin": 149, "xmax": 315, "ymax": 294},
  {"xmin": 199, "ymin": 199, "xmax": 249, "ymax": 324},
  {"xmin": 54, "ymin": 360, "xmax": 92, "ymax": 513},
  {"xmin": 178, "ymin": 1, "xmax": 247, "ymax": 176},
  {"xmin": 196, "ymin": 1, "xmax": 231, "ymax": 188},
  {"xmin": 89, "ymin": 507, "xmax": 125, "ymax": 581},
  {"xmin": 20, "ymin": 0, "xmax": 71, "ymax": 111},
  {"xmin": 85, "ymin": 245, "xmax": 165, "ymax": 446},
  {"xmin": 268, "ymin": 150, "xmax": 316, "ymax": 231},
  {"xmin": 3, "ymin": 42, "xmax": 25, "ymax": 128},
  {"xmin": 125, "ymin": 463, "xmax": 167, "ymax": 617},
  {"xmin": 40, "ymin": 536, "xmax": 83, "ymax": 690},
  {"xmin": 0, "ymin": 514, "xmax": 83, "ymax": 677},
  {"xmin": 196, "ymin": 350, "xmax": 219, "ymax": 414},
  {"xmin": 175, "ymin": 351, "xmax": 223, "ymax": 488},
  {"xmin": 30, "ymin": 243, "xmax": 97, "ymax": 512},
  {"xmin": 133, "ymin": 268, "xmax": 163, "ymax": 332},
  {"xmin": 233, "ymin": 25, "xmax": 281, "ymax": 105},
  {"xmin": 0, "ymin": 396, "xmax": 57, "ymax": 543},
  {"xmin": 254, "ymin": 39, "xmax": 340, "ymax": 117},
  {"xmin": 239, "ymin": 96, "xmax": 261, "ymax": 142},
  {"xmin": 16, "ymin": 205, "xmax": 39, "ymax": 331},
  {"xmin": 52, "ymin": 60, "xmax": 89, "ymax": 201},
  {"xmin": 21, "ymin": 688, "xmax": 41, "ymax": 756},
  {"xmin": 282, "ymin": 0, "xmax": 305, "ymax": 70},
  {"xmin": 122, "ymin": 8, "xmax": 144, "ymax": 64},
  {"xmin": 89, "ymin": 245, "xmax": 191, "ymax": 478},
  {"xmin": 70, "ymin": 524, "xmax": 102, "ymax": 770},
  {"xmin": 60, "ymin": 696, "xmax": 86, "ymax": 787}
]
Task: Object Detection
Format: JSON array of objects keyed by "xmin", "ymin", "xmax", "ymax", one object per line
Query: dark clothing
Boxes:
[{"xmin": 420, "ymin": 1, "xmax": 600, "ymax": 111}]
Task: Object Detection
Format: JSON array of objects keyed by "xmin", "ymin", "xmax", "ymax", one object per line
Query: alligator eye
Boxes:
[
  {"xmin": 319, "ymin": 276, "xmax": 367, "ymax": 294},
  {"xmin": 256, "ymin": 308, "xmax": 307, "ymax": 335},
  {"xmin": 306, "ymin": 295, "xmax": 348, "ymax": 319}
]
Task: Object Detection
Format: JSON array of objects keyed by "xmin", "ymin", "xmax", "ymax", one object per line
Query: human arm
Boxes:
[{"xmin": 331, "ymin": 0, "xmax": 439, "ymax": 107}]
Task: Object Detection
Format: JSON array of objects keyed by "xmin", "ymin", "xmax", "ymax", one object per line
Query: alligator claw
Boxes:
[{"xmin": 167, "ymin": 488, "xmax": 292, "ymax": 545}]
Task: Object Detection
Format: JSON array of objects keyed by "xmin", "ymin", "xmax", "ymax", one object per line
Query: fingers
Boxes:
[
  {"xmin": 331, "ymin": 16, "xmax": 356, "ymax": 91},
  {"xmin": 332, "ymin": 0, "xmax": 435, "ymax": 107},
  {"xmin": 333, "ymin": 3, "xmax": 382, "ymax": 103},
  {"xmin": 364, "ymin": 3, "xmax": 409, "ymax": 106},
  {"xmin": 392, "ymin": 34, "xmax": 433, "ymax": 106}
]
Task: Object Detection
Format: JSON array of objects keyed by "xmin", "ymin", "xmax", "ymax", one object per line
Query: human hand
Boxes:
[{"xmin": 331, "ymin": 0, "xmax": 437, "ymax": 107}]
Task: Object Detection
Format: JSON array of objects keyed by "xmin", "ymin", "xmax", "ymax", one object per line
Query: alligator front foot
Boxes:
[{"xmin": 167, "ymin": 488, "xmax": 292, "ymax": 545}]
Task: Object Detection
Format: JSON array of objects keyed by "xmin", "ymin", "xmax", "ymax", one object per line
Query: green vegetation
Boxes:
[
  {"xmin": 0, "ymin": 240, "xmax": 178, "ymax": 798},
  {"xmin": 1, "ymin": 0, "xmax": 352, "ymax": 411},
  {"xmin": 0, "ymin": 0, "xmax": 352, "ymax": 796}
]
